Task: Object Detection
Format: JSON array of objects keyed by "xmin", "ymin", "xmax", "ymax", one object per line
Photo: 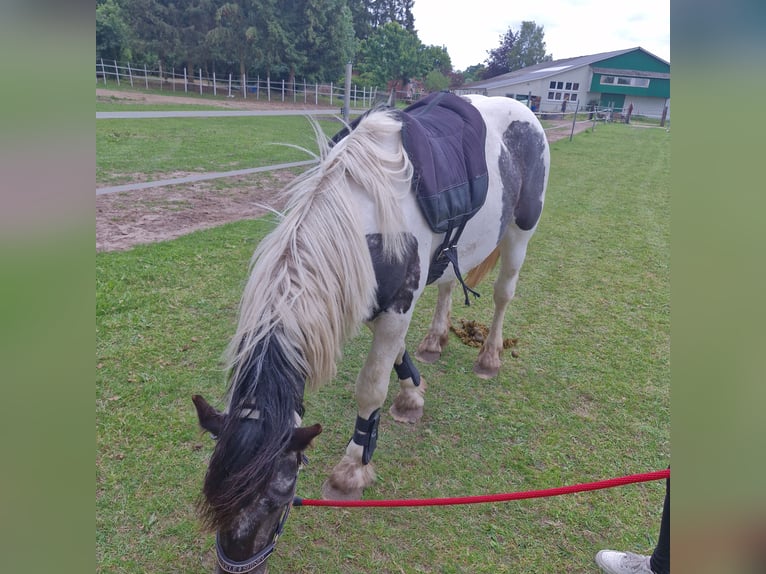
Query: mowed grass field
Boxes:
[{"xmin": 96, "ymin": 116, "xmax": 670, "ymax": 573}]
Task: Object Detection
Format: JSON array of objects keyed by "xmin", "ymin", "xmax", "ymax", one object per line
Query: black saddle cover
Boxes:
[{"xmin": 400, "ymin": 92, "xmax": 488, "ymax": 234}]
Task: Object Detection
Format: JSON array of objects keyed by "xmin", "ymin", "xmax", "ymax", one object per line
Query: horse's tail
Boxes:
[{"xmin": 464, "ymin": 245, "xmax": 501, "ymax": 288}]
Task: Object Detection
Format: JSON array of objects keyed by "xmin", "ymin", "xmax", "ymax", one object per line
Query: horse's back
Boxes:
[{"xmin": 465, "ymin": 95, "xmax": 549, "ymax": 233}]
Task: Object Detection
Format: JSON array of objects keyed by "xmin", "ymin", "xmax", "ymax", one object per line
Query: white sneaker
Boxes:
[{"xmin": 595, "ymin": 550, "xmax": 653, "ymax": 574}]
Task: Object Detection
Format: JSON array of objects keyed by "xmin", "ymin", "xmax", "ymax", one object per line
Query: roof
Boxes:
[{"xmin": 461, "ymin": 47, "xmax": 664, "ymax": 91}]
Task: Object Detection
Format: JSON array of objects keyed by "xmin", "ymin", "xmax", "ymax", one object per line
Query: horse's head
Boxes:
[{"xmin": 192, "ymin": 394, "xmax": 321, "ymax": 573}]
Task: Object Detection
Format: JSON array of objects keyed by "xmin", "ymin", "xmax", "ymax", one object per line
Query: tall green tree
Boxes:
[
  {"xmin": 206, "ymin": 0, "xmax": 262, "ymax": 81},
  {"xmin": 356, "ymin": 21, "xmax": 422, "ymax": 95},
  {"xmin": 483, "ymin": 27, "xmax": 515, "ymax": 78},
  {"xmin": 286, "ymin": 0, "xmax": 355, "ymax": 83},
  {"xmin": 420, "ymin": 44, "xmax": 451, "ymax": 75},
  {"xmin": 119, "ymin": 0, "xmax": 183, "ymax": 67},
  {"xmin": 506, "ymin": 21, "xmax": 552, "ymax": 70},
  {"xmin": 96, "ymin": 0, "xmax": 132, "ymax": 62},
  {"xmin": 347, "ymin": 0, "xmax": 414, "ymax": 37}
]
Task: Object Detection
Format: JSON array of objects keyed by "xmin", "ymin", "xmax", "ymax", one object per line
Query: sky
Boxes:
[{"xmin": 411, "ymin": 0, "xmax": 670, "ymax": 71}]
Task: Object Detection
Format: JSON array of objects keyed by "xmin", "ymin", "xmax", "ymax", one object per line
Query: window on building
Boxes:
[
  {"xmin": 546, "ymin": 79, "xmax": 580, "ymax": 103},
  {"xmin": 600, "ymin": 75, "xmax": 650, "ymax": 88}
]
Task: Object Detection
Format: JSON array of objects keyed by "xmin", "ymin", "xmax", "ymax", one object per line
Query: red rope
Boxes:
[{"xmin": 294, "ymin": 469, "xmax": 669, "ymax": 508}]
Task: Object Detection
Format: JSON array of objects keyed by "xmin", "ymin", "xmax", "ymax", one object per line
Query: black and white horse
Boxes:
[{"xmin": 193, "ymin": 93, "xmax": 549, "ymax": 573}]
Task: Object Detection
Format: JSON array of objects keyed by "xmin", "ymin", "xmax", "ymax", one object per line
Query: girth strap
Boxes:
[
  {"xmin": 352, "ymin": 408, "xmax": 381, "ymax": 465},
  {"xmin": 426, "ymin": 219, "xmax": 481, "ymax": 305}
]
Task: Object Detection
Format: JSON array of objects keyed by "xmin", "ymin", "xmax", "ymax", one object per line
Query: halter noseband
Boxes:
[
  {"xmin": 215, "ymin": 501, "xmax": 292, "ymax": 574},
  {"xmin": 212, "ymin": 405, "xmax": 307, "ymax": 574}
]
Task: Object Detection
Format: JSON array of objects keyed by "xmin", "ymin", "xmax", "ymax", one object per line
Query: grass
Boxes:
[
  {"xmin": 97, "ymin": 101, "xmax": 226, "ymax": 112},
  {"xmin": 96, "ymin": 116, "xmax": 342, "ymax": 186},
  {"xmin": 96, "ymin": 122, "xmax": 669, "ymax": 573}
]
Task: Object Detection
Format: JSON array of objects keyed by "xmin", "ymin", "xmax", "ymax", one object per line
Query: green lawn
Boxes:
[
  {"xmin": 96, "ymin": 115, "xmax": 342, "ymax": 186},
  {"xmin": 96, "ymin": 122, "xmax": 669, "ymax": 573}
]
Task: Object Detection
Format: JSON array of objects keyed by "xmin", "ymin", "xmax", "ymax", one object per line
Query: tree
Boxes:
[
  {"xmin": 461, "ymin": 64, "xmax": 486, "ymax": 84},
  {"xmin": 347, "ymin": 0, "xmax": 415, "ymax": 38},
  {"xmin": 483, "ymin": 21, "xmax": 552, "ymax": 79},
  {"xmin": 355, "ymin": 21, "xmax": 422, "ymax": 97},
  {"xmin": 205, "ymin": 0, "xmax": 279, "ymax": 82},
  {"xmin": 506, "ymin": 21, "xmax": 552, "ymax": 70},
  {"xmin": 483, "ymin": 27, "xmax": 516, "ymax": 78},
  {"xmin": 424, "ymin": 69, "xmax": 449, "ymax": 92},
  {"xmin": 290, "ymin": 0, "xmax": 356, "ymax": 83},
  {"xmin": 420, "ymin": 44, "xmax": 451, "ymax": 76},
  {"xmin": 96, "ymin": 0, "xmax": 132, "ymax": 62},
  {"xmin": 118, "ymin": 0, "xmax": 183, "ymax": 67}
]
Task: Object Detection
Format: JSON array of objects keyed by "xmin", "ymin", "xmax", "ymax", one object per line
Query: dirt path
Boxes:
[{"xmin": 96, "ymin": 90, "xmax": 592, "ymax": 252}]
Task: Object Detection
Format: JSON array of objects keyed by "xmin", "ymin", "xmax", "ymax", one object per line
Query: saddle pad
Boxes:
[{"xmin": 401, "ymin": 92, "xmax": 488, "ymax": 234}]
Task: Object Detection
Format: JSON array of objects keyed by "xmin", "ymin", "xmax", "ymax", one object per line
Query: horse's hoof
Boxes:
[
  {"xmin": 389, "ymin": 402, "xmax": 423, "ymax": 424},
  {"xmin": 414, "ymin": 348, "xmax": 441, "ymax": 363},
  {"xmin": 473, "ymin": 362, "xmax": 499, "ymax": 379},
  {"xmin": 321, "ymin": 480, "xmax": 364, "ymax": 501}
]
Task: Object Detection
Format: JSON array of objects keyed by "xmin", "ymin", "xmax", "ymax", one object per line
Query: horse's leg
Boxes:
[
  {"xmin": 415, "ymin": 280, "xmax": 454, "ymax": 363},
  {"xmin": 474, "ymin": 227, "xmax": 533, "ymax": 379},
  {"xmin": 321, "ymin": 311, "xmax": 411, "ymax": 500},
  {"xmin": 389, "ymin": 347, "xmax": 426, "ymax": 424}
]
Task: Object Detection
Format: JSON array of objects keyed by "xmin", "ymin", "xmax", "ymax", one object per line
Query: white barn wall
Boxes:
[
  {"xmin": 482, "ymin": 67, "xmax": 595, "ymax": 114},
  {"xmin": 623, "ymin": 95, "xmax": 669, "ymax": 118}
]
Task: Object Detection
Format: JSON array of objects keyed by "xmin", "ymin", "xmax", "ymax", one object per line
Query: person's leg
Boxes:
[{"xmin": 649, "ymin": 476, "xmax": 670, "ymax": 574}]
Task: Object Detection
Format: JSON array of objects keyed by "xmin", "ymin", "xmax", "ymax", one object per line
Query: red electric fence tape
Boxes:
[{"xmin": 293, "ymin": 469, "xmax": 669, "ymax": 508}]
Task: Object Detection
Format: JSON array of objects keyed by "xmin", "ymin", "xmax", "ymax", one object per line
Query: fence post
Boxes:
[
  {"xmin": 172, "ymin": 68, "xmax": 175, "ymax": 92},
  {"xmin": 213, "ymin": 72, "xmax": 217, "ymax": 96},
  {"xmin": 199, "ymin": 68, "xmax": 203, "ymax": 95},
  {"xmin": 127, "ymin": 62, "xmax": 133, "ymax": 87},
  {"xmin": 114, "ymin": 60, "xmax": 120, "ymax": 86},
  {"xmin": 343, "ymin": 62, "xmax": 352, "ymax": 121},
  {"xmin": 243, "ymin": 73, "xmax": 246, "ymax": 98},
  {"xmin": 228, "ymin": 73, "xmax": 232, "ymax": 97},
  {"xmin": 304, "ymin": 79, "xmax": 307, "ymax": 104},
  {"xmin": 281, "ymin": 79, "xmax": 285, "ymax": 102},
  {"xmin": 100, "ymin": 58, "xmax": 107, "ymax": 86},
  {"xmin": 144, "ymin": 64, "xmax": 149, "ymax": 89},
  {"xmin": 267, "ymin": 76, "xmax": 271, "ymax": 101},
  {"xmin": 569, "ymin": 100, "xmax": 580, "ymax": 142},
  {"xmin": 183, "ymin": 68, "xmax": 187, "ymax": 93}
]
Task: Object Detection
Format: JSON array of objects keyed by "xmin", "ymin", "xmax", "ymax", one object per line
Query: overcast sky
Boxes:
[{"xmin": 411, "ymin": 0, "xmax": 670, "ymax": 71}]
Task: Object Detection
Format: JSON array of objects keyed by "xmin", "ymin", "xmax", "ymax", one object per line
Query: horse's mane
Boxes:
[
  {"xmin": 228, "ymin": 108, "xmax": 413, "ymax": 390},
  {"xmin": 200, "ymin": 108, "xmax": 413, "ymax": 529}
]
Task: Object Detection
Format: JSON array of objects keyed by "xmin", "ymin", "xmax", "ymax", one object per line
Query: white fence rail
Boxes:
[{"xmin": 97, "ymin": 58, "xmax": 382, "ymax": 108}]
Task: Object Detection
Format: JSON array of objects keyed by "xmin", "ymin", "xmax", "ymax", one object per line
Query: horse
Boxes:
[{"xmin": 192, "ymin": 92, "xmax": 549, "ymax": 573}]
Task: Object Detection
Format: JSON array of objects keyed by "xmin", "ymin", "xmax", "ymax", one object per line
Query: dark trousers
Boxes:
[{"xmin": 650, "ymin": 474, "xmax": 670, "ymax": 574}]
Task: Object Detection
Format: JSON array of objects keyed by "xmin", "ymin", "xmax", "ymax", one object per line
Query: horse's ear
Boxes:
[
  {"xmin": 192, "ymin": 394, "xmax": 226, "ymax": 436},
  {"xmin": 289, "ymin": 424, "xmax": 322, "ymax": 451}
]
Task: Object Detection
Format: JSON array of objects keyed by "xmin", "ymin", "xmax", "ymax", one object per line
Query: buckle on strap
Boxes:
[{"xmin": 352, "ymin": 408, "xmax": 381, "ymax": 465}]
